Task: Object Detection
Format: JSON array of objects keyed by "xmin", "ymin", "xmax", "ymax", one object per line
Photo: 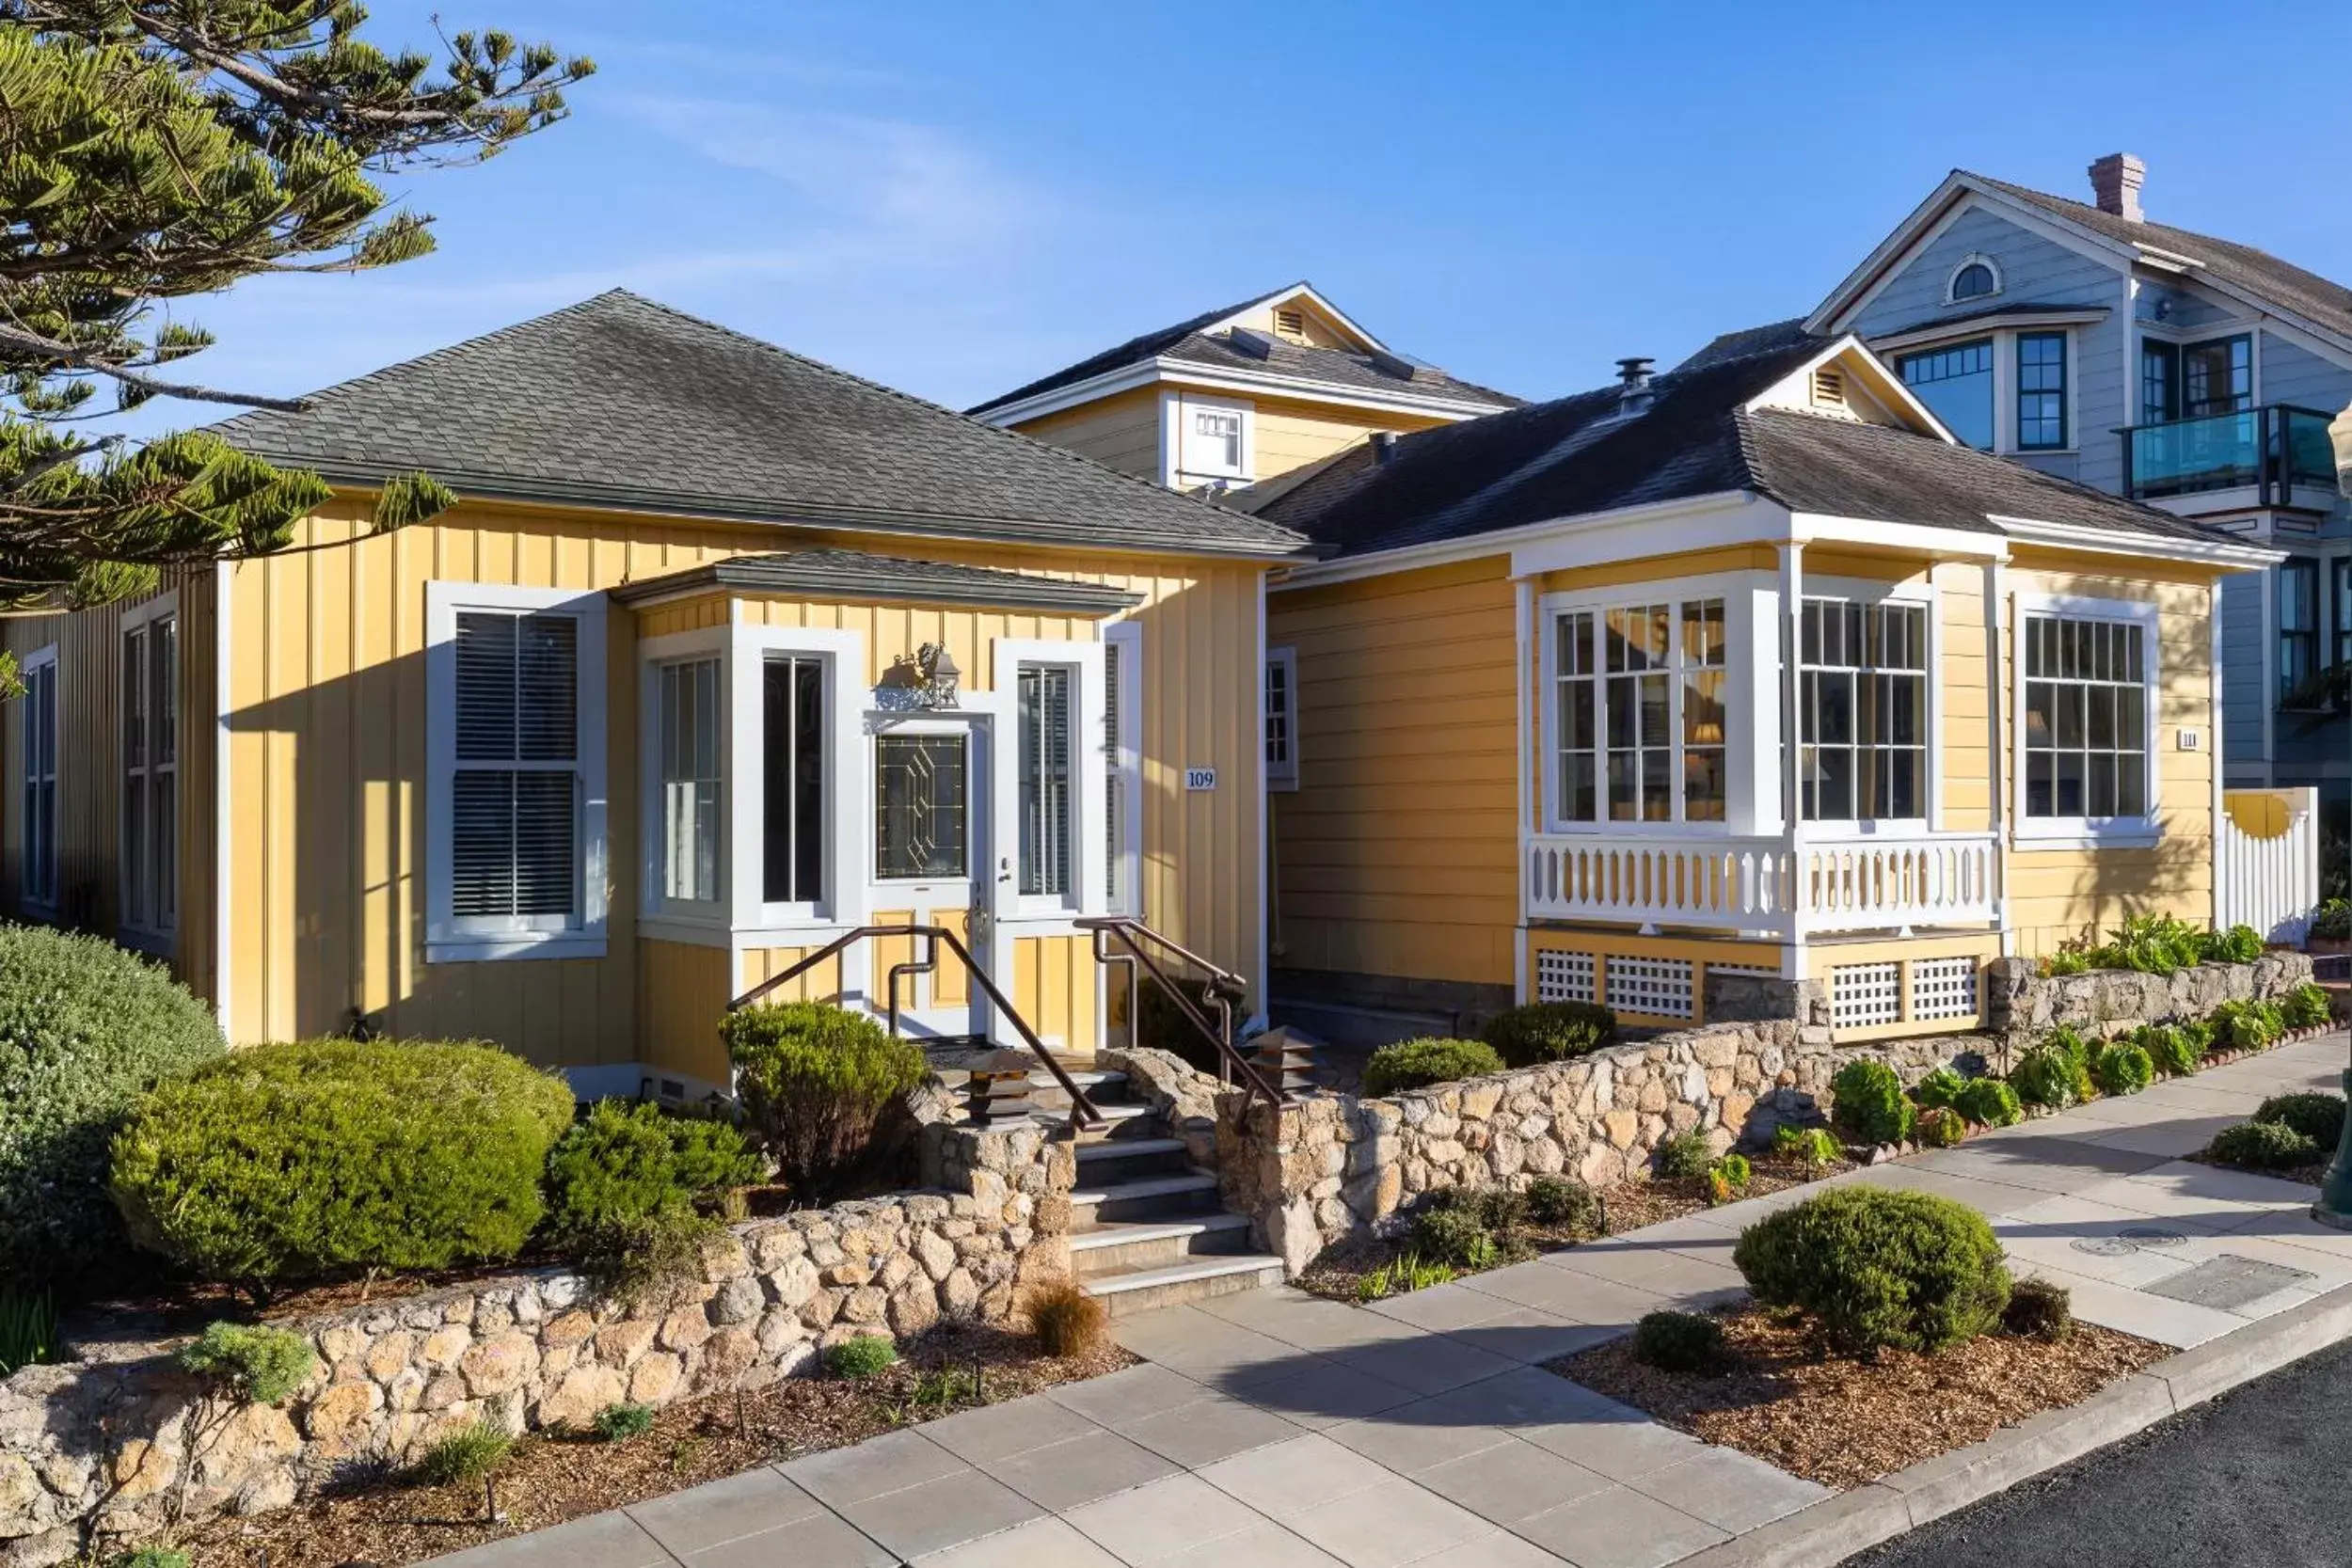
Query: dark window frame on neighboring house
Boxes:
[
  {"xmin": 2015, "ymin": 332, "xmax": 2068, "ymax": 451},
  {"xmin": 1897, "ymin": 338, "xmax": 1995, "ymax": 451},
  {"xmin": 2280, "ymin": 557, "xmax": 2322, "ymax": 707}
]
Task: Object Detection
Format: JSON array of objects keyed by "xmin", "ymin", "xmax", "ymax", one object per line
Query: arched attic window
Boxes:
[{"xmin": 1947, "ymin": 256, "xmax": 2001, "ymax": 304}]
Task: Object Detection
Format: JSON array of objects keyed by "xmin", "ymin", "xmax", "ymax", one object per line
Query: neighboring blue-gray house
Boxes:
[{"xmin": 1715, "ymin": 155, "xmax": 2352, "ymax": 819}]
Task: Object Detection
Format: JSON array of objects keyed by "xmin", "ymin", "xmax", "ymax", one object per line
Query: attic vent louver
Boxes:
[
  {"xmin": 1274, "ymin": 307, "xmax": 1308, "ymax": 340},
  {"xmin": 1811, "ymin": 367, "xmax": 1846, "ymax": 409}
]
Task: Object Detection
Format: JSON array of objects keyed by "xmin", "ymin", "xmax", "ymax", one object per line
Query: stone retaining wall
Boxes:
[
  {"xmin": 0, "ymin": 1118, "xmax": 1073, "ymax": 1563},
  {"xmin": 1216, "ymin": 955, "xmax": 2312, "ymax": 1274}
]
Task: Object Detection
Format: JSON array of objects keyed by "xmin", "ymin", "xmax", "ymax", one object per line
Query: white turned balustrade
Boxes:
[{"xmin": 1527, "ymin": 830, "xmax": 1998, "ymax": 935}]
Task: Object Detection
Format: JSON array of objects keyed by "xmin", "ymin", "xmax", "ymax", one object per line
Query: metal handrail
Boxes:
[
  {"xmin": 726, "ymin": 924, "xmax": 1104, "ymax": 1129},
  {"xmin": 1077, "ymin": 915, "xmax": 1289, "ymax": 1112}
]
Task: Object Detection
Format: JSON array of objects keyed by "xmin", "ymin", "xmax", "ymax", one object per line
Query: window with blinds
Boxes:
[
  {"xmin": 1019, "ymin": 665, "xmax": 1073, "ymax": 897},
  {"xmin": 452, "ymin": 610, "xmax": 580, "ymax": 921},
  {"xmin": 1104, "ymin": 641, "xmax": 1125, "ymax": 909},
  {"xmin": 21, "ymin": 651, "xmax": 56, "ymax": 907},
  {"xmin": 659, "ymin": 657, "xmax": 721, "ymax": 904},
  {"xmin": 121, "ymin": 612, "xmax": 178, "ymax": 933}
]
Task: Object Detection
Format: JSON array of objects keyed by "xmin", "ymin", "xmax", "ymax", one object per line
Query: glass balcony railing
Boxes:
[{"xmin": 2122, "ymin": 404, "xmax": 2341, "ymax": 505}]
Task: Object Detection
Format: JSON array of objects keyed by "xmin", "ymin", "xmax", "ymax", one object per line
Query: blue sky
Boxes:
[{"xmin": 126, "ymin": 0, "xmax": 2352, "ymax": 436}]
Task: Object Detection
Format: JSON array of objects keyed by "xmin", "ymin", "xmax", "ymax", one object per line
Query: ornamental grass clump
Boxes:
[
  {"xmin": 1359, "ymin": 1037, "xmax": 1505, "ymax": 1097},
  {"xmin": 110, "ymin": 1039, "xmax": 573, "ymax": 1296},
  {"xmin": 723, "ymin": 1002, "xmax": 927, "ymax": 1198},
  {"xmin": 415, "ymin": 1422, "xmax": 513, "ymax": 1488},
  {"xmin": 1026, "ymin": 1281, "xmax": 1108, "ymax": 1358},
  {"xmin": 1955, "ymin": 1078, "xmax": 2023, "ymax": 1129},
  {"xmin": 823, "ymin": 1334, "xmax": 898, "ymax": 1380},
  {"xmin": 1829, "ymin": 1059, "xmax": 1913, "ymax": 1147},
  {"xmin": 1481, "ymin": 1001, "xmax": 1617, "ymax": 1069},
  {"xmin": 1734, "ymin": 1187, "xmax": 2010, "ymax": 1356}
]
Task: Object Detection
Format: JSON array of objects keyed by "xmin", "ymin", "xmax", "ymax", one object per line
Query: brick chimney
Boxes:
[{"xmin": 2089, "ymin": 152, "xmax": 2144, "ymax": 223}]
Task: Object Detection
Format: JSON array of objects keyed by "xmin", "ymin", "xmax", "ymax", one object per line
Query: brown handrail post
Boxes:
[{"xmin": 1078, "ymin": 916, "xmax": 1288, "ymax": 1112}]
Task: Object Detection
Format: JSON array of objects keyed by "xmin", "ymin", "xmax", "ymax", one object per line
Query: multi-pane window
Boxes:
[
  {"xmin": 1183, "ymin": 405, "xmax": 1248, "ymax": 478},
  {"xmin": 658, "ymin": 657, "xmax": 721, "ymax": 903},
  {"xmin": 2280, "ymin": 560, "xmax": 2320, "ymax": 705},
  {"xmin": 1799, "ymin": 600, "xmax": 1927, "ymax": 821},
  {"xmin": 121, "ymin": 614, "xmax": 178, "ymax": 933},
  {"xmin": 876, "ymin": 734, "xmax": 967, "ymax": 879},
  {"xmin": 1017, "ymin": 666, "xmax": 1073, "ymax": 897},
  {"xmin": 2183, "ymin": 334, "xmax": 2252, "ymax": 417},
  {"xmin": 1898, "ymin": 339, "xmax": 1994, "ymax": 450},
  {"xmin": 2023, "ymin": 614, "xmax": 2150, "ymax": 820},
  {"xmin": 1949, "ymin": 261, "xmax": 1996, "ymax": 300},
  {"xmin": 2016, "ymin": 332, "xmax": 2067, "ymax": 450},
  {"xmin": 2334, "ymin": 559, "xmax": 2352, "ymax": 672},
  {"xmin": 763, "ymin": 655, "xmax": 824, "ymax": 905},
  {"xmin": 20, "ymin": 651, "xmax": 56, "ymax": 908},
  {"xmin": 1264, "ymin": 648, "xmax": 1296, "ymax": 784},
  {"xmin": 1553, "ymin": 597, "xmax": 1725, "ymax": 825},
  {"xmin": 2140, "ymin": 341, "xmax": 2181, "ymax": 423},
  {"xmin": 451, "ymin": 610, "xmax": 580, "ymax": 922}
]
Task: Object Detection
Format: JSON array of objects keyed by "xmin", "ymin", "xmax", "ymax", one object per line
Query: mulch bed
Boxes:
[
  {"xmin": 1294, "ymin": 1154, "xmax": 1854, "ymax": 1303},
  {"xmin": 1562, "ymin": 1307, "xmax": 2169, "ymax": 1490},
  {"xmin": 173, "ymin": 1323, "xmax": 1133, "ymax": 1568}
]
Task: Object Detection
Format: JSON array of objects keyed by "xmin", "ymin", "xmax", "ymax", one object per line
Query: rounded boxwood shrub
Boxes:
[
  {"xmin": 1633, "ymin": 1309, "xmax": 1727, "ymax": 1374},
  {"xmin": 1733, "ymin": 1187, "xmax": 2010, "ymax": 1356},
  {"xmin": 544, "ymin": 1100, "xmax": 763, "ymax": 1242},
  {"xmin": 2091, "ymin": 1041, "xmax": 2154, "ymax": 1097},
  {"xmin": 109, "ymin": 1039, "xmax": 573, "ymax": 1293},
  {"xmin": 1829, "ymin": 1059, "xmax": 1913, "ymax": 1147},
  {"xmin": 1955, "ymin": 1078, "xmax": 2024, "ymax": 1130},
  {"xmin": 1525, "ymin": 1175, "xmax": 1598, "ymax": 1231},
  {"xmin": 1359, "ymin": 1037, "xmax": 1504, "ymax": 1098},
  {"xmin": 2206, "ymin": 1119, "xmax": 2319, "ymax": 1171},
  {"xmin": 1481, "ymin": 1001, "xmax": 1616, "ymax": 1069},
  {"xmin": 0, "ymin": 925, "xmax": 225, "ymax": 1283},
  {"xmin": 2255, "ymin": 1092, "xmax": 2346, "ymax": 1149},
  {"xmin": 2003, "ymin": 1277, "xmax": 2074, "ymax": 1342},
  {"xmin": 723, "ymin": 1002, "xmax": 927, "ymax": 1197}
]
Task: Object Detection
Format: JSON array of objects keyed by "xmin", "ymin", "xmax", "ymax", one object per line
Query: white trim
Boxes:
[
  {"xmin": 722, "ymin": 623, "xmax": 866, "ymax": 934},
  {"xmin": 2010, "ymin": 590, "xmax": 2163, "ymax": 847},
  {"xmin": 1788, "ymin": 514, "xmax": 2010, "ymax": 561},
  {"xmin": 1871, "ymin": 309, "xmax": 2110, "ymax": 355},
  {"xmin": 16, "ymin": 641, "xmax": 59, "ymax": 915},
  {"xmin": 1269, "ymin": 492, "xmax": 1763, "ymax": 592},
  {"xmin": 1944, "ymin": 252, "xmax": 2004, "ymax": 306},
  {"xmin": 423, "ymin": 581, "xmax": 610, "ymax": 963},
  {"xmin": 1744, "ymin": 335, "xmax": 1960, "ymax": 443},
  {"xmin": 1986, "ymin": 514, "xmax": 2281, "ymax": 569},
  {"xmin": 1511, "ymin": 497, "xmax": 1801, "ymax": 578},
  {"xmin": 118, "ymin": 591, "xmax": 182, "ymax": 946},
  {"xmin": 991, "ymin": 637, "xmax": 1105, "ymax": 922},
  {"xmin": 1103, "ymin": 619, "xmax": 1144, "ymax": 917},
  {"xmin": 2211, "ymin": 578, "xmax": 2226, "ymax": 927},
  {"xmin": 1167, "ymin": 390, "xmax": 1255, "ymax": 488},
  {"xmin": 1983, "ymin": 559, "xmax": 2010, "ymax": 943},
  {"xmin": 2260, "ymin": 564, "xmax": 2277, "ymax": 782},
  {"xmin": 979, "ymin": 356, "xmax": 1511, "ymax": 429},
  {"xmin": 1264, "ymin": 644, "xmax": 1299, "ymax": 789},
  {"xmin": 1792, "ymin": 573, "xmax": 1943, "ymax": 835},
  {"xmin": 1515, "ymin": 579, "xmax": 1534, "ymax": 927},
  {"xmin": 213, "ymin": 562, "xmax": 235, "ymax": 1035},
  {"xmin": 638, "ymin": 624, "xmax": 729, "ymax": 931},
  {"xmin": 1253, "ymin": 578, "xmax": 1270, "ymax": 1026}
]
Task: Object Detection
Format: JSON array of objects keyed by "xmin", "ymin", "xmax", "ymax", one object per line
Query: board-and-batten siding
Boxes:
[
  {"xmin": 210, "ymin": 499, "xmax": 1263, "ymax": 1070},
  {"xmin": 1269, "ymin": 556, "xmax": 1519, "ymax": 989}
]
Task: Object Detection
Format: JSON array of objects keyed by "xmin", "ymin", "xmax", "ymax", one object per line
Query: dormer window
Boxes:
[{"xmin": 1946, "ymin": 254, "xmax": 2001, "ymax": 304}]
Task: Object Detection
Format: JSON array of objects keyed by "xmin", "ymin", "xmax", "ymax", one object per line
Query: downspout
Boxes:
[
  {"xmin": 1985, "ymin": 559, "xmax": 2009, "ymax": 953},
  {"xmin": 1777, "ymin": 542, "xmax": 1804, "ymax": 979},
  {"xmin": 1515, "ymin": 578, "xmax": 1534, "ymax": 1004},
  {"xmin": 2212, "ymin": 578, "xmax": 2226, "ymax": 928}
]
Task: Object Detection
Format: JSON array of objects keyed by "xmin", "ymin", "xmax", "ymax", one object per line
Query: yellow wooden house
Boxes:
[
  {"xmin": 0, "ymin": 291, "xmax": 1308, "ymax": 1095},
  {"xmin": 970, "ymin": 282, "xmax": 1518, "ymax": 498},
  {"xmin": 1247, "ymin": 335, "xmax": 2280, "ymax": 1043}
]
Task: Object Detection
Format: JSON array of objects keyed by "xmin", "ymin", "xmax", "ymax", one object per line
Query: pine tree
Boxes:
[{"xmin": 0, "ymin": 2, "xmax": 593, "ymax": 691}]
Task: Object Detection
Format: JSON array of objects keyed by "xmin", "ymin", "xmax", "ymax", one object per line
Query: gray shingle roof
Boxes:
[
  {"xmin": 1675, "ymin": 318, "xmax": 1818, "ymax": 372},
  {"xmin": 609, "ymin": 546, "xmax": 1143, "ymax": 614},
  {"xmin": 211, "ymin": 290, "xmax": 1310, "ymax": 560},
  {"xmin": 1253, "ymin": 339, "xmax": 2220, "ymax": 558}
]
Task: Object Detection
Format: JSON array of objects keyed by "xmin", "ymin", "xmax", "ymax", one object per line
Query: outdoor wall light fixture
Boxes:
[{"xmin": 915, "ymin": 641, "xmax": 961, "ymax": 708}]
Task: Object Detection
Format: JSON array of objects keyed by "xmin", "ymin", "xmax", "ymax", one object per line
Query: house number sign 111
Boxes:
[{"xmin": 1184, "ymin": 768, "xmax": 1217, "ymax": 791}]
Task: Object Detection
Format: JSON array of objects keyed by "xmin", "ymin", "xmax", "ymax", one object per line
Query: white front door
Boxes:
[{"xmin": 871, "ymin": 714, "xmax": 994, "ymax": 1041}]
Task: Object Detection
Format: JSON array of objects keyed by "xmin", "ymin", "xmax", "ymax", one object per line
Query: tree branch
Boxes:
[{"xmin": 0, "ymin": 324, "xmax": 311, "ymax": 412}]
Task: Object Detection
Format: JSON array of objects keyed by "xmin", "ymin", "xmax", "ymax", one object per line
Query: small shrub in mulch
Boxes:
[
  {"xmin": 2205, "ymin": 1119, "xmax": 2322, "ymax": 1173},
  {"xmin": 2003, "ymin": 1276, "xmax": 2074, "ymax": 1342},
  {"xmin": 1829, "ymin": 1059, "xmax": 1913, "ymax": 1147},
  {"xmin": 1524, "ymin": 1176, "xmax": 1598, "ymax": 1231},
  {"xmin": 1913, "ymin": 1105, "xmax": 1965, "ymax": 1148},
  {"xmin": 1654, "ymin": 1129, "xmax": 1714, "ymax": 1180},
  {"xmin": 1773, "ymin": 1125, "xmax": 1842, "ymax": 1168},
  {"xmin": 1481, "ymin": 1001, "xmax": 1617, "ymax": 1069},
  {"xmin": 1633, "ymin": 1309, "xmax": 1727, "ymax": 1374},
  {"xmin": 1410, "ymin": 1205, "xmax": 1502, "ymax": 1271},
  {"xmin": 1734, "ymin": 1188, "xmax": 2010, "ymax": 1356},
  {"xmin": 823, "ymin": 1335, "xmax": 898, "ymax": 1380},
  {"xmin": 2254, "ymin": 1092, "xmax": 2346, "ymax": 1149}
]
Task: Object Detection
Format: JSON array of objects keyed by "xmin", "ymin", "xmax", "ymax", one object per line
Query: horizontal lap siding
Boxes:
[
  {"xmin": 1272, "ymin": 557, "xmax": 1518, "ymax": 988},
  {"xmin": 1251, "ymin": 397, "xmax": 1443, "ymax": 482},
  {"xmin": 1011, "ymin": 388, "xmax": 1163, "ymax": 480}
]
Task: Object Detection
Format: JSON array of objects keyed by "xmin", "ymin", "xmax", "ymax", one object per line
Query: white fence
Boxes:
[{"xmin": 2217, "ymin": 786, "xmax": 2321, "ymax": 946}]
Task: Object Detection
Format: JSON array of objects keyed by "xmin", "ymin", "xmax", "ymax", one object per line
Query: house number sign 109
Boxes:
[{"xmin": 1184, "ymin": 768, "xmax": 1217, "ymax": 791}]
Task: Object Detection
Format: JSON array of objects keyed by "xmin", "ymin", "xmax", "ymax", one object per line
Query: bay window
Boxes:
[
  {"xmin": 2021, "ymin": 608, "xmax": 2153, "ymax": 825},
  {"xmin": 1898, "ymin": 339, "xmax": 1994, "ymax": 450},
  {"xmin": 1551, "ymin": 594, "xmax": 1727, "ymax": 825},
  {"xmin": 1799, "ymin": 598, "xmax": 1928, "ymax": 822},
  {"xmin": 657, "ymin": 657, "xmax": 722, "ymax": 904}
]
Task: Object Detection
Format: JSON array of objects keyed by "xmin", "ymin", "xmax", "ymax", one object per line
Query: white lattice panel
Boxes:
[
  {"xmin": 1832, "ymin": 961, "xmax": 1902, "ymax": 1029},
  {"xmin": 1606, "ymin": 956, "xmax": 1694, "ymax": 1020},
  {"xmin": 1909, "ymin": 957, "xmax": 1980, "ymax": 1022},
  {"xmin": 1534, "ymin": 949, "xmax": 1597, "ymax": 1005}
]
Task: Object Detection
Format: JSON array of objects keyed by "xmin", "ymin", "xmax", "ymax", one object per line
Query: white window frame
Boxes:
[
  {"xmin": 1944, "ymin": 251, "xmax": 2004, "ymax": 306},
  {"xmin": 872, "ymin": 715, "xmax": 981, "ymax": 897},
  {"xmin": 992, "ymin": 638, "xmax": 1104, "ymax": 920},
  {"xmin": 1104, "ymin": 620, "xmax": 1143, "ymax": 914},
  {"xmin": 641, "ymin": 639, "xmax": 727, "ymax": 920},
  {"xmin": 1537, "ymin": 573, "xmax": 1763, "ymax": 836},
  {"xmin": 1163, "ymin": 391, "xmax": 1255, "ymax": 486},
  {"xmin": 1794, "ymin": 576, "xmax": 1941, "ymax": 838},
  {"xmin": 1265, "ymin": 644, "xmax": 1298, "ymax": 790},
  {"xmin": 425, "ymin": 582, "xmax": 608, "ymax": 962},
  {"xmin": 19, "ymin": 641, "xmax": 58, "ymax": 913},
  {"xmin": 2011, "ymin": 591, "xmax": 2162, "ymax": 850},
  {"xmin": 119, "ymin": 594, "xmax": 179, "ymax": 949}
]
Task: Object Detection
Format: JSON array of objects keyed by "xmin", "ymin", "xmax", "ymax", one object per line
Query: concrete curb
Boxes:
[{"xmin": 1677, "ymin": 1277, "xmax": 2352, "ymax": 1568}]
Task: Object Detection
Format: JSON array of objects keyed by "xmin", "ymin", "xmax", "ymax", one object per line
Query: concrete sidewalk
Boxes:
[{"xmin": 429, "ymin": 1033, "xmax": 2352, "ymax": 1568}]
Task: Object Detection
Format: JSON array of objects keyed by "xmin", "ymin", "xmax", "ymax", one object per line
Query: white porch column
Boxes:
[{"xmin": 1779, "ymin": 542, "xmax": 1805, "ymax": 951}]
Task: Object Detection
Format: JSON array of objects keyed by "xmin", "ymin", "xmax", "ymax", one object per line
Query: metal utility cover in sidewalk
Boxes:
[{"xmin": 2144, "ymin": 1254, "xmax": 2317, "ymax": 1311}]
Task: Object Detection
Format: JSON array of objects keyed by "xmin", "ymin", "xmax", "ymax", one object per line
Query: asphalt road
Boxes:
[{"xmin": 1842, "ymin": 1336, "xmax": 2352, "ymax": 1568}]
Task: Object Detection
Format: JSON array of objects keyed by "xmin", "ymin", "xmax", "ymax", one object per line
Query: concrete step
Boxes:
[
  {"xmin": 1080, "ymin": 1254, "xmax": 1288, "ymax": 1317},
  {"xmin": 1069, "ymin": 1169, "xmax": 1220, "ymax": 1224},
  {"xmin": 1072, "ymin": 1136, "xmax": 1192, "ymax": 1183},
  {"xmin": 1038, "ymin": 1101, "xmax": 1161, "ymax": 1141},
  {"xmin": 1071, "ymin": 1212, "xmax": 1254, "ymax": 1276}
]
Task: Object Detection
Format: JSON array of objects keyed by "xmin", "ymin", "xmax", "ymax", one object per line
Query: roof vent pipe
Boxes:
[
  {"xmin": 1368, "ymin": 430, "xmax": 1397, "ymax": 463},
  {"xmin": 1615, "ymin": 356, "xmax": 1656, "ymax": 416}
]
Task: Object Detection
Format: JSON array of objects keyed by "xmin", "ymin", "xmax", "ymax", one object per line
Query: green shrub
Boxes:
[
  {"xmin": 1411, "ymin": 1205, "xmax": 1500, "ymax": 1270},
  {"xmin": 2180, "ymin": 1020, "xmax": 2220, "ymax": 1059},
  {"xmin": 1429, "ymin": 1185, "xmax": 1527, "ymax": 1237},
  {"xmin": 2206, "ymin": 1119, "xmax": 2320, "ymax": 1171},
  {"xmin": 545, "ymin": 1100, "xmax": 762, "ymax": 1242},
  {"xmin": 592, "ymin": 1402, "xmax": 656, "ymax": 1442},
  {"xmin": 1830, "ymin": 1059, "xmax": 1913, "ymax": 1147},
  {"xmin": 1772, "ymin": 1125, "xmax": 1842, "ymax": 1168},
  {"xmin": 119, "ymin": 1550, "xmax": 194, "ymax": 1568},
  {"xmin": 1911, "ymin": 1067, "xmax": 1967, "ymax": 1112},
  {"xmin": 1524, "ymin": 1176, "xmax": 1598, "ymax": 1231},
  {"xmin": 178, "ymin": 1322, "xmax": 316, "ymax": 1404},
  {"xmin": 724, "ymin": 1003, "xmax": 927, "ymax": 1198},
  {"xmin": 2138, "ymin": 1023, "xmax": 2201, "ymax": 1078},
  {"xmin": 2285, "ymin": 984, "xmax": 2334, "ymax": 1031},
  {"xmin": 2004, "ymin": 1276, "xmax": 2074, "ymax": 1342},
  {"xmin": 823, "ymin": 1334, "xmax": 898, "ymax": 1379},
  {"xmin": 109, "ymin": 1040, "xmax": 573, "ymax": 1294},
  {"xmin": 1707, "ymin": 1151, "xmax": 1753, "ymax": 1205},
  {"xmin": 1654, "ymin": 1129, "xmax": 1715, "ymax": 1180},
  {"xmin": 1359, "ymin": 1037, "xmax": 1505, "ymax": 1097},
  {"xmin": 2202, "ymin": 925, "xmax": 2264, "ymax": 964},
  {"xmin": 1734, "ymin": 1187, "xmax": 2010, "ymax": 1356},
  {"xmin": 0, "ymin": 1290, "xmax": 56, "ymax": 1376},
  {"xmin": 0, "ymin": 924, "xmax": 226, "ymax": 1283},
  {"xmin": 2010, "ymin": 1043, "xmax": 2091, "ymax": 1110},
  {"xmin": 2316, "ymin": 900, "xmax": 2352, "ymax": 941},
  {"xmin": 1355, "ymin": 1253, "xmax": 1455, "ymax": 1301},
  {"xmin": 573, "ymin": 1205, "xmax": 724, "ymax": 1301},
  {"xmin": 1955, "ymin": 1078, "xmax": 2024, "ymax": 1129},
  {"xmin": 1633, "ymin": 1310, "xmax": 1728, "ymax": 1374},
  {"xmin": 2091, "ymin": 1041, "xmax": 2154, "ymax": 1097},
  {"xmin": 2098, "ymin": 912, "xmax": 2210, "ymax": 974},
  {"xmin": 1481, "ymin": 1002, "xmax": 1616, "ymax": 1069},
  {"xmin": 2213, "ymin": 999, "xmax": 2279, "ymax": 1053},
  {"xmin": 2042, "ymin": 950, "xmax": 2092, "ymax": 976},
  {"xmin": 1914, "ymin": 1105, "xmax": 1966, "ymax": 1148},
  {"xmin": 2255, "ymin": 1092, "xmax": 2346, "ymax": 1148},
  {"xmin": 416, "ymin": 1421, "xmax": 512, "ymax": 1487}
]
